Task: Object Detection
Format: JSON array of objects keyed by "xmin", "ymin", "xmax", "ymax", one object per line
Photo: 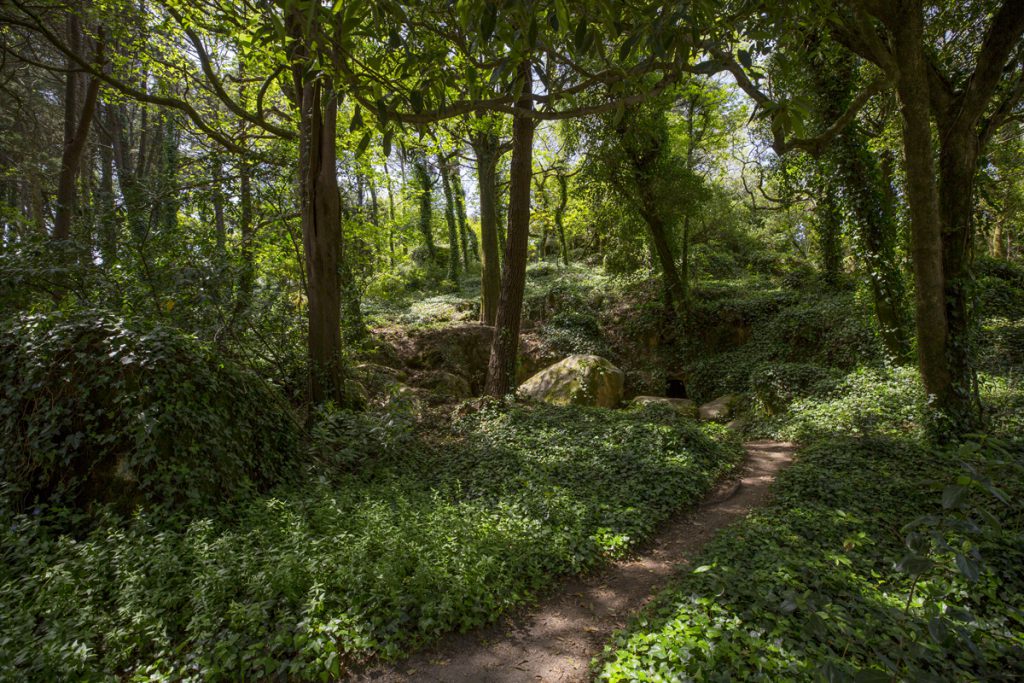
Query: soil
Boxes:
[{"xmin": 349, "ymin": 440, "xmax": 796, "ymax": 683}]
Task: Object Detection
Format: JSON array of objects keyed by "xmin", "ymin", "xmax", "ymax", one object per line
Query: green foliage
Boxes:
[
  {"xmin": 749, "ymin": 362, "xmax": 838, "ymax": 415},
  {"xmin": 541, "ymin": 310, "xmax": 610, "ymax": 357},
  {"xmin": 0, "ymin": 403, "xmax": 741, "ymax": 680},
  {"xmin": 0, "ymin": 311, "xmax": 300, "ymax": 512},
  {"xmin": 975, "ymin": 256, "xmax": 1024, "ymax": 320},
  {"xmin": 755, "ymin": 366, "xmax": 928, "ymax": 442},
  {"xmin": 596, "ymin": 434, "xmax": 1024, "ymax": 682},
  {"xmin": 680, "ymin": 282, "xmax": 882, "ymax": 403}
]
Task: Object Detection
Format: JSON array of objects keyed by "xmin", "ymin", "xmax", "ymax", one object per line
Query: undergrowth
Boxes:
[
  {"xmin": 0, "ymin": 402, "xmax": 740, "ymax": 681},
  {"xmin": 596, "ymin": 431, "xmax": 1024, "ymax": 682}
]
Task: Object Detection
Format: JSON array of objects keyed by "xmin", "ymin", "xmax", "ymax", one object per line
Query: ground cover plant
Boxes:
[
  {"xmin": 0, "ymin": 402, "xmax": 740, "ymax": 680},
  {"xmin": 596, "ymin": 388, "xmax": 1024, "ymax": 682}
]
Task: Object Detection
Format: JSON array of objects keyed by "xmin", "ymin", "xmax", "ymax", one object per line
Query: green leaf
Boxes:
[
  {"xmin": 853, "ymin": 669, "xmax": 891, "ymax": 683},
  {"xmin": 555, "ymin": 0, "xmax": 570, "ymax": 35},
  {"xmin": 927, "ymin": 616, "xmax": 949, "ymax": 644},
  {"xmin": 355, "ymin": 131, "xmax": 371, "ymax": 158},
  {"xmin": 410, "ymin": 89, "xmax": 424, "ymax": 113},
  {"xmin": 895, "ymin": 553, "xmax": 934, "ymax": 575},
  {"xmin": 480, "ymin": 3, "xmax": 497, "ymax": 41},
  {"xmin": 382, "ymin": 129, "xmax": 393, "ymax": 157},
  {"xmin": 574, "ymin": 19, "xmax": 588, "ymax": 53},
  {"xmin": 955, "ymin": 553, "xmax": 979, "ymax": 583}
]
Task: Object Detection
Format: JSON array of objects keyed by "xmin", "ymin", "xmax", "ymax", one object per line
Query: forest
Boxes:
[{"xmin": 1, "ymin": 0, "xmax": 1023, "ymax": 680}]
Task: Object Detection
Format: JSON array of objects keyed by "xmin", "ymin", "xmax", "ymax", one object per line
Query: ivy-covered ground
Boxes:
[
  {"xmin": 596, "ymin": 383, "xmax": 1024, "ymax": 681},
  {"xmin": 0, "ymin": 395, "xmax": 740, "ymax": 681}
]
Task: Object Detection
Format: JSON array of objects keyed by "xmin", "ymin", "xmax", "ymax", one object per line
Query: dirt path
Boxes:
[{"xmin": 351, "ymin": 440, "xmax": 796, "ymax": 683}]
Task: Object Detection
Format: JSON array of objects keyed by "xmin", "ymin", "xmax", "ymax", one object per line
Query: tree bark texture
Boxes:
[
  {"xmin": 473, "ymin": 133, "xmax": 502, "ymax": 325},
  {"xmin": 485, "ymin": 63, "xmax": 536, "ymax": 397}
]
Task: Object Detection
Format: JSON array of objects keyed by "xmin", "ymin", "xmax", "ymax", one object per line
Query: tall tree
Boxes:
[{"xmin": 485, "ymin": 61, "xmax": 536, "ymax": 396}]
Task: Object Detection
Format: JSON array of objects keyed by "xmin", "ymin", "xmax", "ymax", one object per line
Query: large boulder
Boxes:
[
  {"xmin": 630, "ymin": 396, "xmax": 698, "ymax": 419},
  {"xmin": 518, "ymin": 354, "xmax": 624, "ymax": 408},
  {"xmin": 699, "ymin": 394, "xmax": 741, "ymax": 422}
]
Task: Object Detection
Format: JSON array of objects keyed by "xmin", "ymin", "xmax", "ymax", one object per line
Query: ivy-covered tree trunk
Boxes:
[
  {"xmin": 96, "ymin": 112, "xmax": 117, "ymax": 265},
  {"xmin": 831, "ymin": 130, "xmax": 912, "ymax": 361},
  {"xmin": 212, "ymin": 156, "xmax": 227, "ymax": 258},
  {"xmin": 892, "ymin": 7, "xmax": 958, "ymax": 431},
  {"xmin": 384, "ymin": 164, "xmax": 396, "ymax": 268},
  {"xmin": 237, "ymin": 159, "xmax": 254, "ymax": 307},
  {"xmin": 555, "ymin": 173, "xmax": 570, "ymax": 266},
  {"xmin": 485, "ymin": 62, "xmax": 535, "ymax": 397},
  {"xmin": 811, "ymin": 46, "xmax": 911, "ymax": 360},
  {"xmin": 639, "ymin": 204, "xmax": 686, "ymax": 316},
  {"xmin": 472, "ymin": 132, "xmax": 501, "ymax": 325},
  {"xmin": 936, "ymin": 130, "xmax": 983, "ymax": 427},
  {"xmin": 413, "ymin": 155, "xmax": 436, "ymax": 260},
  {"xmin": 813, "ymin": 169, "xmax": 843, "ymax": 288},
  {"xmin": 452, "ymin": 166, "xmax": 473, "ymax": 266},
  {"xmin": 438, "ymin": 153, "xmax": 460, "ymax": 282}
]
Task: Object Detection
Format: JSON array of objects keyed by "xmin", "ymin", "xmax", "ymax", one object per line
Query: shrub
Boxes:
[
  {"xmin": 541, "ymin": 310, "xmax": 610, "ymax": 357},
  {"xmin": 0, "ymin": 312, "xmax": 300, "ymax": 512},
  {"xmin": 749, "ymin": 362, "xmax": 838, "ymax": 415},
  {"xmin": 754, "ymin": 366, "xmax": 928, "ymax": 442}
]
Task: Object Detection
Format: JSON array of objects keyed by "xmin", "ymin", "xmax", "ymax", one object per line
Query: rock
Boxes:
[
  {"xmin": 518, "ymin": 354, "xmax": 624, "ymax": 408},
  {"xmin": 413, "ymin": 370, "xmax": 472, "ymax": 400},
  {"xmin": 405, "ymin": 324, "xmax": 493, "ymax": 393},
  {"xmin": 699, "ymin": 394, "xmax": 740, "ymax": 422},
  {"xmin": 629, "ymin": 396, "xmax": 698, "ymax": 419}
]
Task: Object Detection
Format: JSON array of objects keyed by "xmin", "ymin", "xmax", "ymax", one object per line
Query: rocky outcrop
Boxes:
[
  {"xmin": 518, "ymin": 355, "xmax": 624, "ymax": 408},
  {"xmin": 629, "ymin": 396, "xmax": 698, "ymax": 419},
  {"xmin": 379, "ymin": 323, "xmax": 493, "ymax": 394}
]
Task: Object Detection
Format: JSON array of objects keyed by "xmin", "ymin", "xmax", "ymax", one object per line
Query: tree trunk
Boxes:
[
  {"xmin": 813, "ymin": 169, "xmax": 843, "ymax": 287},
  {"xmin": 413, "ymin": 155, "xmax": 436, "ymax": 259},
  {"xmin": 485, "ymin": 62, "xmax": 535, "ymax": 397},
  {"xmin": 54, "ymin": 15, "xmax": 100, "ymax": 241},
  {"xmin": 892, "ymin": 7, "xmax": 958, "ymax": 430},
  {"xmin": 936, "ymin": 132, "xmax": 983, "ymax": 427},
  {"xmin": 452, "ymin": 165, "xmax": 473, "ymax": 266},
  {"xmin": 298, "ymin": 80, "xmax": 346, "ymax": 405},
  {"xmin": 639, "ymin": 203, "xmax": 685, "ymax": 315},
  {"xmin": 384, "ymin": 164, "xmax": 396, "ymax": 268},
  {"xmin": 238, "ymin": 158, "xmax": 254, "ymax": 306},
  {"xmin": 473, "ymin": 133, "xmax": 502, "ymax": 325},
  {"xmin": 680, "ymin": 213, "xmax": 690, "ymax": 305},
  {"xmin": 212, "ymin": 155, "xmax": 226, "ymax": 257},
  {"xmin": 439, "ymin": 153, "xmax": 460, "ymax": 281},
  {"xmin": 96, "ymin": 116, "xmax": 116, "ymax": 264},
  {"xmin": 555, "ymin": 173, "xmax": 570, "ymax": 266},
  {"xmin": 832, "ymin": 129, "xmax": 913, "ymax": 361}
]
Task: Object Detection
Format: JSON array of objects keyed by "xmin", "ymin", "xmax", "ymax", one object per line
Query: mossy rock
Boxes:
[
  {"xmin": 630, "ymin": 396, "xmax": 699, "ymax": 419},
  {"xmin": 518, "ymin": 354, "xmax": 624, "ymax": 408}
]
